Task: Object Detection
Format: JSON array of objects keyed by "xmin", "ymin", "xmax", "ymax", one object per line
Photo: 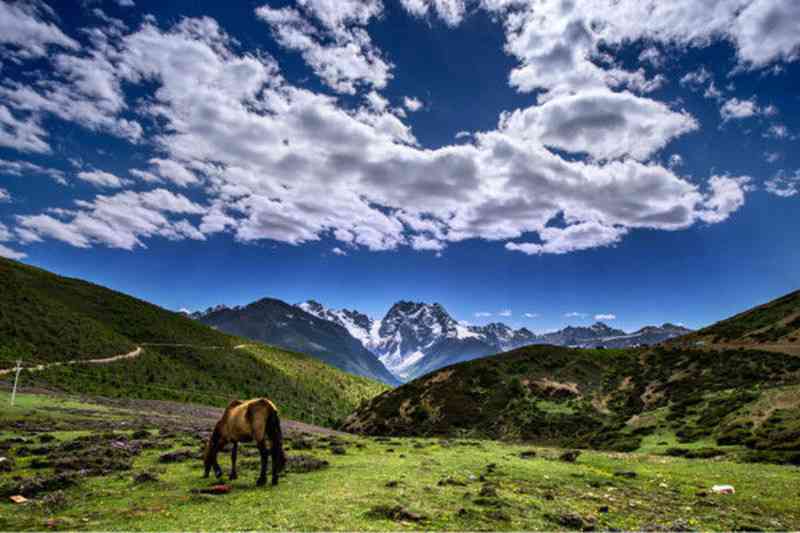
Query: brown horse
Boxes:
[{"xmin": 203, "ymin": 398, "xmax": 287, "ymax": 486}]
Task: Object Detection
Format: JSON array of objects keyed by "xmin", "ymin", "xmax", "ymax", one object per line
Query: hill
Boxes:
[
  {"xmin": 343, "ymin": 341, "xmax": 800, "ymax": 462},
  {"xmin": 195, "ymin": 299, "xmax": 399, "ymax": 385},
  {"xmin": 670, "ymin": 289, "xmax": 800, "ymax": 351},
  {"xmin": 0, "ymin": 258, "xmax": 387, "ymax": 424}
]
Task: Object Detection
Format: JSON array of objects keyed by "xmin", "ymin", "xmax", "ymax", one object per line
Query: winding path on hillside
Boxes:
[{"xmin": 0, "ymin": 347, "xmax": 143, "ymax": 376}]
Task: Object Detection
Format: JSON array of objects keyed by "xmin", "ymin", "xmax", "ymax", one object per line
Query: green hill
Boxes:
[
  {"xmin": 671, "ymin": 289, "xmax": 800, "ymax": 348},
  {"xmin": 343, "ymin": 341, "xmax": 800, "ymax": 462},
  {"xmin": 0, "ymin": 258, "xmax": 387, "ymax": 424}
]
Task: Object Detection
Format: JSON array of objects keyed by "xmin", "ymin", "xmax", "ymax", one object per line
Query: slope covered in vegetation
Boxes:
[
  {"xmin": 343, "ymin": 343, "xmax": 800, "ymax": 462},
  {"xmin": 0, "ymin": 258, "xmax": 387, "ymax": 424}
]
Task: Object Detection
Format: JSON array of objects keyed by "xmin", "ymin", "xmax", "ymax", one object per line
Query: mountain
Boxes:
[
  {"xmin": 0, "ymin": 257, "xmax": 387, "ymax": 424},
  {"xmin": 298, "ymin": 299, "xmax": 689, "ymax": 381},
  {"xmin": 195, "ymin": 298, "xmax": 400, "ymax": 386},
  {"xmin": 669, "ymin": 289, "xmax": 800, "ymax": 352},
  {"xmin": 298, "ymin": 300, "xmax": 541, "ymax": 381}
]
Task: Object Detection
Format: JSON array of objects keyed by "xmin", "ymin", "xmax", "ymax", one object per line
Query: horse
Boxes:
[{"xmin": 203, "ymin": 398, "xmax": 287, "ymax": 486}]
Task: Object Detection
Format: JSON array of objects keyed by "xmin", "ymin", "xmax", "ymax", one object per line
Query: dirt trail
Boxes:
[{"xmin": 0, "ymin": 347, "xmax": 142, "ymax": 376}]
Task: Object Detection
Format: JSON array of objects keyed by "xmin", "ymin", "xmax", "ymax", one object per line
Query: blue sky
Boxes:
[{"xmin": 0, "ymin": 0, "xmax": 798, "ymax": 333}]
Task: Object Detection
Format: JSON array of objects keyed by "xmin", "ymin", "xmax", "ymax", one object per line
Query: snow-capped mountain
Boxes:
[
  {"xmin": 298, "ymin": 300, "xmax": 539, "ymax": 380},
  {"xmin": 297, "ymin": 300, "xmax": 691, "ymax": 381}
]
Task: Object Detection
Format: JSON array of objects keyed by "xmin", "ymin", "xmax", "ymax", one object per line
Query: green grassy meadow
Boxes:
[{"xmin": 2, "ymin": 392, "xmax": 800, "ymax": 531}]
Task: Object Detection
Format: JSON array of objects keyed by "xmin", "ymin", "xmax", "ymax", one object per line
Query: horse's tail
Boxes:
[{"xmin": 266, "ymin": 403, "xmax": 287, "ymax": 472}]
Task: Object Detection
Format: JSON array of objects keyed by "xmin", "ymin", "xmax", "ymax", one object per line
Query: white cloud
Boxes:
[
  {"xmin": 404, "ymin": 96, "xmax": 423, "ymax": 112},
  {"xmin": 256, "ymin": 2, "xmax": 391, "ymax": 94},
  {"xmin": 77, "ymin": 170, "xmax": 130, "ymax": 188},
  {"xmin": 720, "ymin": 97, "xmax": 761, "ymax": 121},
  {"xmin": 765, "ymin": 170, "xmax": 800, "ymax": 198},
  {"xmin": 0, "ymin": 11, "xmax": 755, "ymax": 258},
  {"xmin": 668, "ymin": 154, "xmax": 684, "ymax": 168},
  {"xmin": 594, "ymin": 313, "xmax": 616, "ymax": 321},
  {"xmin": 764, "ymin": 152, "xmax": 781, "ymax": 164},
  {"xmin": 0, "ymin": 188, "xmax": 9, "ymax": 202},
  {"xmin": 564, "ymin": 312, "xmax": 587, "ymax": 318},
  {"xmin": 16, "ymin": 188, "xmax": 206, "ymax": 250},
  {"xmin": 523, "ymin": 312, "xmax": 539, "ymax": 318},
  {"xmin": 764, "ymin": 124, "xmax": 790, "ymax": 139},
  {"xmin": 680, "ymin": 67, "xmax": 712, "ymax": 88},
  {"xmin": 474, "ymin": 311, "xmax": 492, "ymax": 317},
  {"xmin": 0, "ymin": 243, "xmax": 26, "ymax": 260},
  {"xmin": 498, "ymin": 89, "xmax": 697, "ymax": 161},
  {"xmin": 498, "ymin": 309, "xmax": 512, "ymax": 317},
  {"xmin": 0, "ymin": 159, "xmax": 66, "ymax": 184},
  {"xmin": 399, "ymin": 0, "xmax": 467, "ymax": 27},
  {"xmin": 115, "ymin": 0, "xmax": 136, "ymax": 6},
  {"xmin": 0, "ymin": 105, "xmax": 51, "ymax": 154},
  {"xmin": 638, "ymin": 46, "xmax": 664, "ymax": 68},
  {"xmin": 0, "ymin": 1, "xmax": 79, "ymax": 59},
  {"xmin": 331, "ymin": 246, "xmax": 347, "ymax": 255}
]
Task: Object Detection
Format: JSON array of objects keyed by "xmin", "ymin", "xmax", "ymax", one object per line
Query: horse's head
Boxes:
[{"xmin": 203, "ymin": 426, "xmax": 222, "ymax": 478}]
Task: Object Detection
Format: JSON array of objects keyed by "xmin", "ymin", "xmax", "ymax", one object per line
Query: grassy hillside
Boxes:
[
  {"xmin": 0, "ymin": 258, "xmax": 387, "ymax": 424},
  {"xmin": 343, "ymin": 344, "xmax": 800, "ymax": 463},
  {"xmin": 673, "ymin": 289, "xmax": 800, "ymax": 346}
]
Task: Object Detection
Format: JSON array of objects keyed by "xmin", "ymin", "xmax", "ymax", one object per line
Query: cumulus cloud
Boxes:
[
  {"xmin": 498, "ymin": 309, "xmax": 512, "ymax": 317},
  {"xmin": 523, "ymin": 312, "xmax": 539, "ymax": 318},
  {"xmin": 498, "ymin": 89, "xmax": 697, "ymax": 161},
  {"xmin": 0, "ymin": 1, "xmax": 78, "ymax": 59},
  {"xmin": 0, "ymin": 105, "xmax": 51, "ymax": 154},
  {"xmin": 0, "ymin": 7, "xmax": 762, "ymax": 257},
  {"xmin": 0, "ymin": 159, "xmax": 66, "ymax": 184},
  {"xmin": 765, "ymin": 170, "xmax": 800, "ymax": 198},
  {"xmin": 720, "ymin": 97, "xmax": 762, "ymax": 121},
  {"xmin": 77, "ymin": 170, "xmax": 130, "ymax": 188},
  {"xmin": 399, "ymin": 0, "xmax": 467, "ymax": 27},
  {"xmin": 594, "ymin": 313, "xmax": 616, "ymax": 321},
  {"xmin": 256, "ymin": 2, "xmax": 391, "ymax": 94},
  {"xmin": 16, "ymin": 189, "xmax": 205, "ymax": 250},
  {"xmin": 404, "ymin": 96, "xmax": 423, "ymax": 112},
  {"xmin": 331, "ymin": 246, "xmax": 347, "ymax": 255},
  {"xmin": 0, "ymin": 222, "xmax": 26, "ymax": 259}
]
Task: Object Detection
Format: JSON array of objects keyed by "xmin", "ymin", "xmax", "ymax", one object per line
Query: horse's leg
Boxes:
[
  {"xmin": 270, "ymin": 445, "xmax": 280, "ymax": 486},
  {"xmin": 256, "ymin": 439, "xmax": 269, "ymax": 487},
  {"xmin": 213, "ymin": 439, "xmax": 225, "ymax": 479},
  {"xmin": 229, "ymin": 442, "xmax": 238, "ymax": 480}
]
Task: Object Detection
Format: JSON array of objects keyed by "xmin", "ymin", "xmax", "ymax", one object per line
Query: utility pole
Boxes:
[{"xmin": 10, "ymin": 359, "xmax": 22, "ymax": 407}]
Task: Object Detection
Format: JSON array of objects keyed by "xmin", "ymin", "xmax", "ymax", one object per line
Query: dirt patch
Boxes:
[
  {"xmin": 367, "ymin": 505, "xmax": 426, "ymax": 523},
  {"xmin": 286, "ymin": 455, "xmax": 329, "ymax": 474},
  {"xmin": 0, "ymin": 473, "xmax": 77, "ymax": 498}
]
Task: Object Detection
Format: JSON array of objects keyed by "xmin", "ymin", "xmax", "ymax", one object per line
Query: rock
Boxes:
[
  {"xmin": 479, "ymin": 484, "xmax": 498, "ymax": 498},
  {"xmin": 133, "ymin": 472, "xmax": 159, "ymax": 484},
  {"xmin": 286, "ymin": 455, "xmax": 329, "ymax": 474},
  {"xmin": 368, "ymin": 505, "xmax": 425, "ymax": 522},
  {"xmin": 712, "ymin": 484, "xmax": 735, "ymax": 495},
  {"xmin": 519, "ymin": 450, "xmax": 537, "ymax": 459},
  {"xmin": 0, "ymin": 457, "xmax": 15, "ymax": 472},
  {"xmin": 438, "ymin": 477, "xmax": 467, "ymax": 487},
  {"xmin": 548, "ymin": 511, "xmax": 597, "ymax": 531},
  {"xmin": 39, "ymin": 490, "xmax": 67, "ymax": 509},
  {"xmin": 158, "ymin": 449, "xmax": 195, "ymax": 463},
  {"xmin": 560, "ymin": 450, "xmax": 582, "ymax": 463},
  {"xmin": 614, "ymin": 470, "xmax": 638, "ymax": 478}
]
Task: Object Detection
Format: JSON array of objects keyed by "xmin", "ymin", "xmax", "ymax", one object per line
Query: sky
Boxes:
[{"xmin": 0, "ymin": 0, "xmax": 798, "ymax": 334}]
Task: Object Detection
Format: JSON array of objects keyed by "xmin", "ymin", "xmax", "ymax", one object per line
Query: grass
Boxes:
[{"xmin": 2, "ymin": 393, "xmax": 800, "ymax": 531}]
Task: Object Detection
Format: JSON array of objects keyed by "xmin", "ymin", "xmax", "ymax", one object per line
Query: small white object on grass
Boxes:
[{"xmin": 712, "ymin": 484, "xmax": 735, "ymax": 494}]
